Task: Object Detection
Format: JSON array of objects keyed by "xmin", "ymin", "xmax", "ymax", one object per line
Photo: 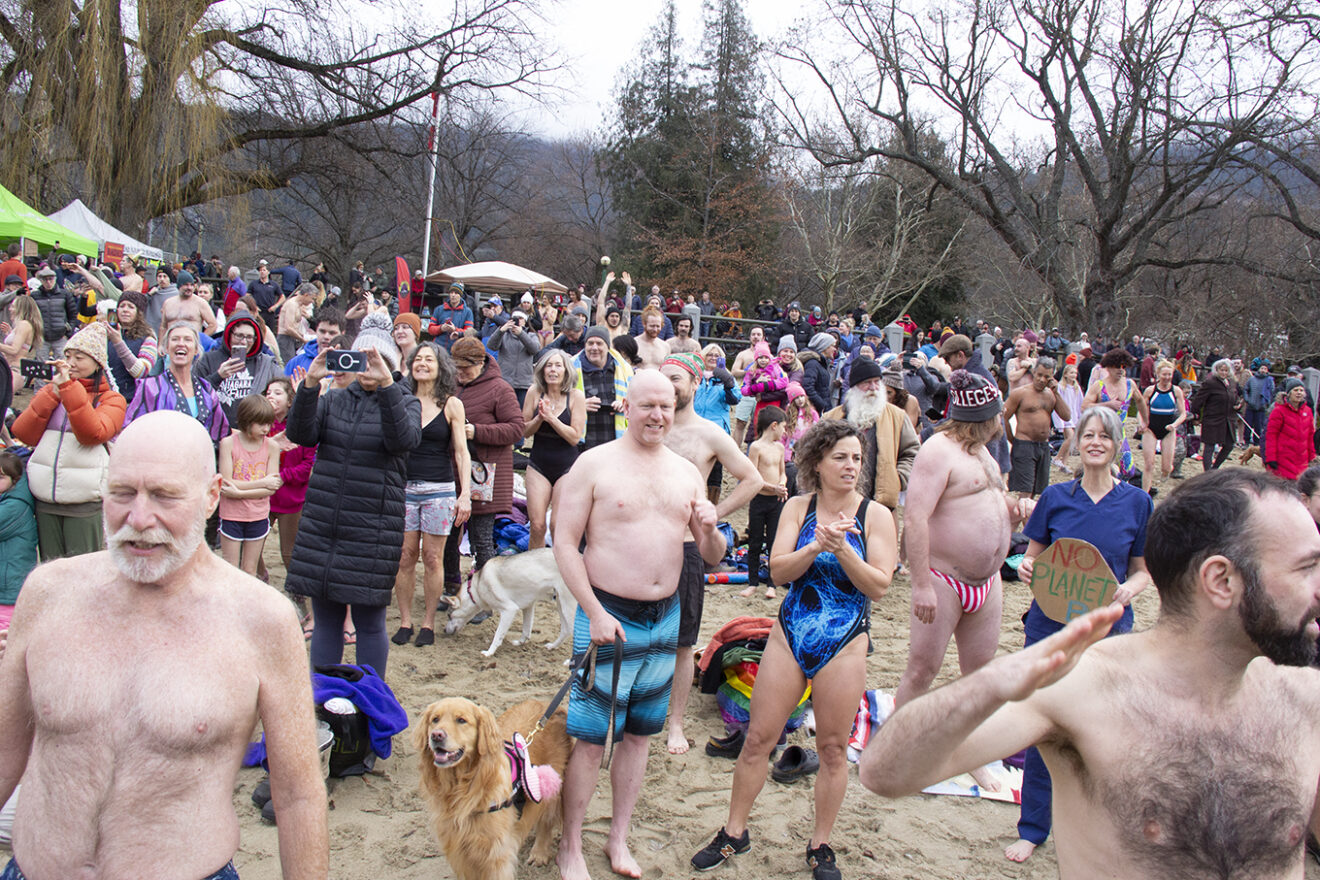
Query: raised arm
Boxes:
[{"xmin": 859, "ymin": 605, "xmax": 1120, "ymax": 796}]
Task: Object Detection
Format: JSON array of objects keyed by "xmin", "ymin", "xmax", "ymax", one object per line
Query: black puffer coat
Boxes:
[{"xmin": 285, "ymin": 380, "xmax": 422, "ymax": 605}]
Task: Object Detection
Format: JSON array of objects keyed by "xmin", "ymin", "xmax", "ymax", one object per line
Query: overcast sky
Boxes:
[{"xmin": 508, "ymin": 0, "xmax": 810, "ymax": 138}]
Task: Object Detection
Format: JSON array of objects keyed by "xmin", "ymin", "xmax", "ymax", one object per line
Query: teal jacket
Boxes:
[{"xmin": 0, "ymin": 475, "xmax": 38, "ymax": 605}]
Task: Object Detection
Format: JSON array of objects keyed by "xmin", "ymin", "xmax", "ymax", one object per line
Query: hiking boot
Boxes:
[
  {"xmin": 691, "ymin": 827, "xmax": 750, "ymax": 871},
  {"xmin": 806, "ymin": 842, "xmax": 842, "ymax": 880}
]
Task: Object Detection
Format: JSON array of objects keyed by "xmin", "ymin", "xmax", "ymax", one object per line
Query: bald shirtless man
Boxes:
[
  {"xmin": 0, "ymin": 411, "xmax": 327, "ymax": 880},
  {"xmin": 634, "ymin": 307, "xmax": 671, "ymax": 370},
  {"xmin": 1005, "ymin": 357, "xmax": 1071, "ymax": 498},
  {"xmin": 1006, "ymin": 336, "xmax": 1036, "ymax": 390},
  {"xmin": 895, "ymin": 372, "xmax": 1026, "ymax": 792},
  {"xmin": 554, "ymin": 371, "xmax": 727, "ymax": 880},
  {"xmin": 863, "ymin": 467, "xmax": 1320, "ymax": 879},
  {"xmin": 658, "ymin": 352, "xmax": 764, "ymax": 754},
  {"xmin": 161, "ymin": 269, "xmax": 220, "ymax": 337}
]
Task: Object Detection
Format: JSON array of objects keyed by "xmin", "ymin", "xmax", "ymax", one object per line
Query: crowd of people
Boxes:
[{"xmin": 0, "ymin": 247, "xmax": 1317, "ymax": 880}]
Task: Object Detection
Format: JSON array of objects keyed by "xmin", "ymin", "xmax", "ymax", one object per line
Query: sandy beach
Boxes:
[{"xmin": 224, "ymin": 457, "xmax": 1320, "ymax": 880}]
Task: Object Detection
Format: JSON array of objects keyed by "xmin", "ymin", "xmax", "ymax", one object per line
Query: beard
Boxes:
[
  {"xmin": 106, "ymin": 510, "xmax": 207, "ymax": 584},
  {"xmin": 845, "ymin": 384, "xmax": 889, "ymax": 429},
  {"xmin": 674, "ymin": 381, "xmax": 694, "ymax": 411},
  {"xmin": 1239, "ymin": 562, "xmax": 1319, "ymax": 667}
]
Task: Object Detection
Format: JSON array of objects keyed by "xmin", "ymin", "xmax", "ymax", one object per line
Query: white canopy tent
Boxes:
[
  {"xmin": 47, "ymin": 199, "xmax": 164, "ymax": 262},
  {"xmin": 427, "ymin": 260, "xmax": 567, "ymax": 295}
]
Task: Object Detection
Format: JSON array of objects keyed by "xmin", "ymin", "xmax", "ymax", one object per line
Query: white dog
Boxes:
[{"xmin": 444, "ymin": 548, "xmax": 578, "ymax": 657}]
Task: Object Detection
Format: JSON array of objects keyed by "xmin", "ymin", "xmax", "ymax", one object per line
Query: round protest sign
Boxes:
[{"xmin": 1029, "ymin": 537, "xmax": 1119, "ymax": 624}]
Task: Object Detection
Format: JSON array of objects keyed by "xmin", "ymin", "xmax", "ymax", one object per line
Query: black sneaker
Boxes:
[
  {"xmin": 391, "ymin": 626, "xmax": 414, "ymax": 646},
  {"xmin": 691, "ymin": 827, "xmax": 750, "ymax": 871},
  {"xmin": 807, "ymin": 842, "xmax": 841, "ymax": 880}
]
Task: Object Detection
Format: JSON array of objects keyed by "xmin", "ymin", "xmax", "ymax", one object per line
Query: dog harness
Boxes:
[{"xmin": 485, "ymin": 742, "xmax": 528, "ymax": 814}]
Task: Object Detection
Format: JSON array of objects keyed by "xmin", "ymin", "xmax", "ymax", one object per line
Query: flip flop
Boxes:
[
  {"xmin": 771, "ymin": 745, "xmax": 819, "ymax": 783},
  {"xmin": 301, "ymin": 615, "xmax": 314, "ymax": 640},
  {"xmin": 343, "ymin": 630, "xmax": 356, "ymax": 645}
]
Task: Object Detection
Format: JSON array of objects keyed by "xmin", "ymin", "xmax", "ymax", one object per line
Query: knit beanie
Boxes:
[
  {"xmin": 175, "ymin": 270, "xmax": 195, "ymax": 285},
  {"xmin": 809, "ymin": 332, "xmax": 834, "ymax": 354},
  {"xmin": 118, "ymin": 290, "xmax": 149, "ymax": 319},
  {"xmin": 849, "ymin": 356, "xmax": 884, "ymax": 387},
  {"xmin": 393, "ymin": 312, "xmax": 422, "ymax": 340},
  {"xmin": 663, "ymin": 352, "xmax": 704, "ymax": 380},
  {"xmin": 63, "ymin": 321, "xmax": 111, "ymax": 373},
  {"xmin": 786, "ymin": 381, "xmax": 806, "ymax": 403},
  {"xmin": 778, "ymin": 335, "xmax": 798, "ymax": 353},
  {"xmin": 584, "ymin": 325, "xmax": 611, "ymax": 347},
  {"xmin": 352, "ymin": 311, "xmax": 402, "ymax": 371},
  {"xmin": 948, "ymin": 370, "xmax": 1003, "ymax": 422},
  {"xmin": 882, "ymin": 365, "xmax": 905, "ymax": 390},
  {"xmin": 753, "ymin": 342, "xmax": 772, "ymax": 360},
  {"xmin": 865, "ymin": 324, "xmax": 883, "ymax": 338}
]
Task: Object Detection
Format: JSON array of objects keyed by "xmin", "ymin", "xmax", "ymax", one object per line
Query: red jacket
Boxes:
[{"xmin": 1265, "ymin": 400, "xmax": 1315, "ymax": 480}]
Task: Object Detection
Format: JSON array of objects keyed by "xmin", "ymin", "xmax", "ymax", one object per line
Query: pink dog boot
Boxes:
[{"xmin": 510, "ymin": 732, "xmax": 562, "ymax": 802}]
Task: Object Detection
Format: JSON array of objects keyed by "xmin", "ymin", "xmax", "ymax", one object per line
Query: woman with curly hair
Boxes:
[{"xmin": 693, "ymin": 418, "xmax": 896, "ymax": 879}]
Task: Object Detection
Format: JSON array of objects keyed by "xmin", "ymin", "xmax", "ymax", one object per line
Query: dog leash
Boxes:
[{"xmin": 526, "ymin": 636, "xmax": 623, "ymax": 768}]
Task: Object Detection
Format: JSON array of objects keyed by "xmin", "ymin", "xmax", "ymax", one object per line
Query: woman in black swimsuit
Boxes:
[{"xmin": 522, "ymin": 349, "xmax": 586, "ymax": 549}]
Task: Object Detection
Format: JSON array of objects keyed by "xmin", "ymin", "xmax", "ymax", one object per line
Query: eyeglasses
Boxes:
[{"xmin": 231, "ymin": 333, "xmax": 256, "ymax": 343}]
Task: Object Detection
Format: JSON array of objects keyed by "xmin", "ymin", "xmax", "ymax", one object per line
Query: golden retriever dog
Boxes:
[{"xmin": 414, "ymin": 697, "xmax": 571, "ymax": 879}]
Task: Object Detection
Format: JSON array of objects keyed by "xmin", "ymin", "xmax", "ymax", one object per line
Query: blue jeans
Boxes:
[{"xmin": 1016, "ymin": 602, "xmax": 1133, "ymax": 845}]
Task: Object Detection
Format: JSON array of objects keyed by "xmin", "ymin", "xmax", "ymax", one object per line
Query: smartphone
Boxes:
[
  {"xmin": 19, "ymin": 359, "xmax": 54, "ymax": 381},
  {"xmin": 326, "ymin": 349, "xmax": 367, "ymax": 373}
]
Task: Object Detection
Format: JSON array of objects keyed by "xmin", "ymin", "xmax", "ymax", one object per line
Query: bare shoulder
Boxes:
[
  {"xmin": 209, "ymin": 559, "xmax": 301, "ymax": 642},
  {"xmin": 11, "ymin": 555, "xmax": 96, "ymax": 616},
  {"xmin": 1255, "ymin": 661, "xmax": 1320, "ymax": 718}
]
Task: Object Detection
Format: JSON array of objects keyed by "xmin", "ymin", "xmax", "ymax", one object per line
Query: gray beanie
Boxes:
[
  {"xmin": 809, "ymin": 332, "xmax": 834, "ymax": 354},
  {"xmin": 777, "ymin": 335, "xmax": 798, "ymax": 353},
  {"xmin": 352, "ymin": 311, "xmax": 402, "ymax": 371},
  {"xmin": 948, "ymin": 369, "xmax": 1002, "ymax": 422},
  {"xmin": 584, "ymin": 325, "xmax": 612, "ymax": 347}
]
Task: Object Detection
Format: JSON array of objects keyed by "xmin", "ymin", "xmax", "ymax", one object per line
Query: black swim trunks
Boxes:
[{"xmin": 676, "ymin": 541, "xmax": 706, "ymax": 648}]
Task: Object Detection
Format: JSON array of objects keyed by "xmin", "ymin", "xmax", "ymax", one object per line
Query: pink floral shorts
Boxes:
[{"xmin": 403, "ymin": 480, "xmax": 458, "ymax": 536}]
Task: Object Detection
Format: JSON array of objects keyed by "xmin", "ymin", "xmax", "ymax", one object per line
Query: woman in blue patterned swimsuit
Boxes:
[{"xmin": 693, "ymin": 420, "xmax": 896, "ymax": 880}]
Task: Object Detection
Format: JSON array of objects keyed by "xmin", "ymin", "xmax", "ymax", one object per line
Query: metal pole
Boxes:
[{"xmin": 420, "ymin": 91, "xmax": 442, "ymax": 279}]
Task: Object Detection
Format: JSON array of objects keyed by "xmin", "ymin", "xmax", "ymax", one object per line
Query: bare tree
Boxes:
[
  {"xmin": 0, "ymin": 0, "xmax": 555, "ymax": 233},
  {"xmin": 775, "ymin": 0, "xmax": 1318, "ymax": 334}
]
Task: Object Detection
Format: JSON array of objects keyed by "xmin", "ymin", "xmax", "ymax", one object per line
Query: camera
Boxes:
[
  {"xmin": 326, "ymin": 349, "xmax": 367, "ymax": 373},
  {"xmin": 19, "ymin": 359, "xmax": 54, "ymax": 381}
]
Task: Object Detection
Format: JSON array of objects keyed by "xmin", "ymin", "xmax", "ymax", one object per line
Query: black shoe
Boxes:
[
  {"xmin": 261, "ymin": 798, "xmax": 277, "ymax": 825},
  {"xmin": 772, "ymin": 745, "xmax": 820, "ymax": 783},
  {"xmin": 691, "ymin": 827, "xmax": 750, "ymax": 871},
  {"xmin": 806, "ymin": 842, "xmax": 841, "ymax": 880},
  {"xmin": 251, "ymin": 776, "xmax": 272, "ymax": 807},
  {"xmin": 415, "ymin": 627, "xmax": 435, "ymax": 647},
  {"xmin": 391, "ymin": 626, "xmax": 414, "ymax": 646},
  {"xmin": 704, "ymin": 728, "xmax": 745, "ymax": 759}
]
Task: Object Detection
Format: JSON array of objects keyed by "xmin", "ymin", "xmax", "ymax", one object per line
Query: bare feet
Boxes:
[
  {"xmin": 605, "ymin": 838, "xmax": 641, "ymax": 878},
  {"xmin": 558, "ymin": 848, "xmax": 592, "ymax": 880},
  {"xmin": 969, "ymin": 764, "xmax": 1002, "ymax": 792},
  {"xmin": 738, "ymin": 585, "xmax": 756, "ymax": 598},
  {"xmin": 1005, "ymin": 838, "xmax": 1038, "ymax": 862},
  {"xmin": 667, "ymin": 726, "xmax": 690, "ymax": 755},
  {"xmin": 764, "ymin": 587, "xmax": 776, "ymax": 600}
]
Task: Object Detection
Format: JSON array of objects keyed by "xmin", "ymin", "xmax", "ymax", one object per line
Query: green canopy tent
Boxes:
[{"xmin": 0, "ymin": 183, "xmax": 98, "ymax": 256}]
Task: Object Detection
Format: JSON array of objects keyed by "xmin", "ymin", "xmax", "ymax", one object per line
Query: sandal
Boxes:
[
  {"xmin": 343, "ymin": 630, "xmax": 357, "ymax": 645},
  {"xmin": 301, "ymin": 614, "xmax": 314, "ymax": 640}
]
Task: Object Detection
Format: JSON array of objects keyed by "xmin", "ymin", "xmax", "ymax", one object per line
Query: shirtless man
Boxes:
[
  {"xmin": 669, "ymin": 315, "xmax": 701, "ymax": 354},
  {"xmin": 161, "ymin": 269, "xmax": 220, "ymax": 337},
  {"xmin": 117, "ymin": 257, "xmax": 145, "ymax": 296},
  {"xmin": 276, "ymin": 283, "xmax": 318, "ymax": 363},
  {"xmin": 0, "ymin": 411, "xmax": 326, "ymax": 879},
  {"xmin": 729, "ymin": 327, "xmax": 766, "ymax": 444},
  {"xmin": 595, "ymin": 271, "xmax": 634, "ymax": 341},
  {"xmin": 634, "ymin": 307, "xmax": 671, "ymax": 370},
  {"xmin": 1005, "ymin": 357, "xmax": 1071, "ymax": 498},
  {"xmin": 553, "ymin": 372, "xmax": 727, "ymax": 880},
  {"xmin": 895, "ymin": 371, "xmax": 1025, "ymax": 738},
  {"xmin": 1007, "ymin": 335, "xmax": 1037, "ymax": 390},
  {"xmin": 862, "ymin": 467, "xmax": 1320, "ymax": 879},
  {"xmin": 657, "ymin": 352, "xmax": 764, "ymax": 753}
]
